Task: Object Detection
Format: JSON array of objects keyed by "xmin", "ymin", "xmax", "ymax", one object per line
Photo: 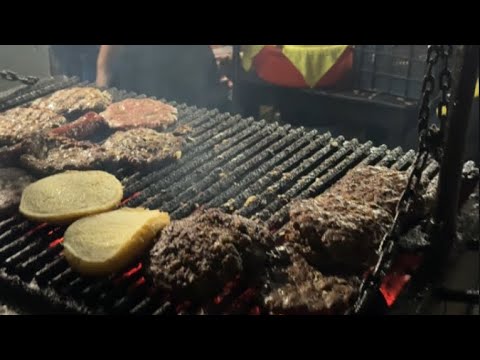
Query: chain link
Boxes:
[
  {"xmin": 353, "ymin": 45, "xmax": 454, "ymax": 313},
  {"xmin": 0, "ymin": 69, "xmax": 39, "ymax": 86}
]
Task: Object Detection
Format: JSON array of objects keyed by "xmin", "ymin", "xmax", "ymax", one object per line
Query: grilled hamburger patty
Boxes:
[
  {"xmin": 264, "ymin": 252, "xmax": 360, "ymax": 314},
  {"xmin": 0, "ymin": 107, "xmax": 66, "ymax": 146},
  {"xmin": 100, "ymin": 98, "xmax": 178, "ymax": 130},
  {"xmin": 102, "ymin": 128, "xmax": 184, "ymax": 168},
  {"xmin": 20, "ymin": 135, "xmax": 108, "ymax": 176},
  {"xmin": 31, "ymin": 87, "xmax": 112, "ymax": 116},
  {"xmin": 147, "ymin": 208, "xmax": 275, "ymax": 299},
  {"xmin": 0, "ymin": 167, "xmax": 35, "ymax": 216},
  {"xmin": 281, "ymin": 166, "xmax": 409, "ymax": 272}
]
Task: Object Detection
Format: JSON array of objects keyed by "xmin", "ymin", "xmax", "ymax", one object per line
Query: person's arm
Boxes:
[{"xmin": 96, "ymin": 45, "xmax": 123, "ymax": 87}]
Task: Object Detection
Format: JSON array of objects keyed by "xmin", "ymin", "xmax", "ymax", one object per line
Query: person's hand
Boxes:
[
  {"xmin": 96, "ymin": 68, "xmax": 110, "ymax": 88},
  {"xmin": 96, "ymin": 45, "xmax": 119, "ymax": 87}
]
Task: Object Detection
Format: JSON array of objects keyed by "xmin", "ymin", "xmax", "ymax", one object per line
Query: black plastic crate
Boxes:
[{"xmin": 353, "ymin": 45, "xmax": 429, "ymax": 100}]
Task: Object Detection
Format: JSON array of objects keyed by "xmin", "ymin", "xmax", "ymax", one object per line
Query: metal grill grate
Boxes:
[{"xmin": 0, "ymin": 77, "xmax": 443, "ymax": 314}]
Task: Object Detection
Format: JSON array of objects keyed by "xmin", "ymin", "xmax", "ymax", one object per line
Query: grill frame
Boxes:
[{"xmin": 0, "ymin": 76, "xmax": 476, "ymax": 315}]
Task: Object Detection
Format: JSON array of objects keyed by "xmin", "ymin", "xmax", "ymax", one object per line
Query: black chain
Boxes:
[
  {"xmin": 437, "ymin": 45, "xmax": 453, "ymax": 137},
  {"xmin": 353, "ymin": 45, "xmax": 453, "ymax": 313},
  {"xmin": 0, "ymin": 69, "xmax": 39, "ymax": 86}
]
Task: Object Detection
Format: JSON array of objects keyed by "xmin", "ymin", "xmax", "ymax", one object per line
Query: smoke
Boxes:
[{"xmin": 109, "ymin": 45, "xmax": 228, "ymax": 110}]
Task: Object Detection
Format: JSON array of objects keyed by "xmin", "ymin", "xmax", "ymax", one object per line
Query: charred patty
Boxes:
[{"xmin": 147, "ymin": 208, "xmax": 275, "ymax": 299}]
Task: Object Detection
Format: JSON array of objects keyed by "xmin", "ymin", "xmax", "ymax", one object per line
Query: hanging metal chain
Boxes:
[
  {"xmin": 437, "ymin": 45, "xmax": 453, "ymax": 136},
  {"xmin": 0, "ymin": 69, "xmax": 39, "ymax": 86},
  {"xmin": 353, "ymin": 45, "xmax": 453, "ymax": 313}
]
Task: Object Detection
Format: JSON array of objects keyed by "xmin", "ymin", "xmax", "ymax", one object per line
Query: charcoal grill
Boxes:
[{"xmin": 0, "ymin": 74, "xmax": 477, "ymax": 315}]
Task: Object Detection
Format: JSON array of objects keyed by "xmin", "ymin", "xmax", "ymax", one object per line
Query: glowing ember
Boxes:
[
  {"xmin": 48, "ymin": 237, "xmax": 64, "ymax": 248},
  {"xmin": 47, "ymin": 227, "xmax": 61, "ymax": 237},
  {"xmin": 134, "ymin": 276, "xmax": 146, "ymax": 287},
  {"xmin": 123, "ymin": 262, "xmax": 143, "ymax": 278},
  {"xmin": 249, "ymin": 306, "xmax": 261, "ymax": 315},
  {"xmin": 121, "ymin": 192, "xmax": 141, "ymax": 206},
  {"xmin": 25, "ymin": 223, "xmax": 48, "ymax": 237},
  {"xmin": 379, "ymin": 254, "xmax": 422, "ymax": 307},
  {"xmin": 380, "ymin": 273, "xmax": 412, "ymax": 307}
]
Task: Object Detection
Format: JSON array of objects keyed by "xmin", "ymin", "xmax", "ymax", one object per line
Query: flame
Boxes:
[
  {"xmin": 121, "ymin": 192, "xmax": 141, "ymax": 206},
  {"xmin": 379, "ymin": 254, "xmax": 423, "ymax": 307},
  {"xmin": 48, "ymin": 237, "xmax": 64, "ymax": 248},
  {"xmin": 214, "ymin": 296, "xmax": 223, "ymax": 305},
  {"xmin": 380, "ymin": 273, "xmax": 411, "ymax": 306}
]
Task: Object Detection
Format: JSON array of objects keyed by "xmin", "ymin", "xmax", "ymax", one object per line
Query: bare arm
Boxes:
[{"xmin": 96, "ymin": 45, "xmax": 123, "ymax": 87}]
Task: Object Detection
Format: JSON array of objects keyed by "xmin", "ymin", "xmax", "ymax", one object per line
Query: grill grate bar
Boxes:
[
  {"xmin": 0, "ymin": 225, "xmax": 50, "ymax": 262},
  {"xmin": 48, "ymin": 266, "xmax": 75, "ymax": 289},
  {"xmin": 0, "ymin": 76, "xmax": 80, "ymax": 112},
  {"xmin": 377, "ymin": 147, "xmax": 404, "ymax": 166},
  {"xmin": 140, "ymin": 122, "xmax": 281, "ymax": 212},
  {"xmin": 237, "ymin": 136, "xmax": 349, "ymax": 219},
  {"xmin": 391, "ymin": 149, "xmax": 417, "ymax": 170},
  {"xmin": 16, "ymin": 244, "xmax": 62, "ymax": 279},
  {"xmin": 211, "ymin": 131, "xmax": 331, "ymax": 211},
  {"xmin": 266, "ymin": 140, "xmax": 374, "ymax": 227},
  {"xmin": 358, "ymin": 145, "xmax": 388, "ymax": 166},
  {"xmin": 34, "ymin": 256, "xmax": 67, "ymax": 285},
  {"xmin": 0, "ymin": 216, "xmax": 22, "ymax": 233},
  {"xmin": 0, "ymin": 76, "xmax": 458, "ymax": 315},
  {"xmin": 170, "ymin": 126, "xmax": 306, "ymax": 219},
  {"xmin": 124, "ymin": 115, "xmax": 253, "ymax": 197}
]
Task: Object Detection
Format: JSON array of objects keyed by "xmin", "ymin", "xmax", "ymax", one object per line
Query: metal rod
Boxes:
[{"xmin": 431, "ymin": 45, "xmax": 479, "ymax": 273}]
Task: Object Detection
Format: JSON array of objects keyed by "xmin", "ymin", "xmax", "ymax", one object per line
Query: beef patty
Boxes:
[
  {"xmin": 0, "ymin": 107, "xmax": 66, "ymax": 146},
  {"xmin": 263, "ymin": 252, "xmax": 360, "ymax": 315},
  {"xmin": 147, "ymin": 208, "xmax": 275, "ymax": 299},
  {"xmin": 280, "ymin": 166, "xmax": 409, "ymax": 273},
  {"xmin": 101, "ymin": 128, "xmax": 184, "ymax": 169},
  {"xmin": 20, "ymin": 135, "xmax": 108, "ymax": 176},
  {"xmin": 100, "ymin": 98, "xmax": 178, "ymax": 130},
  {"xmin": 31, "ymin": 87, "xmax": 112, "ymax": 117},
  {"xmin": 0, "ymin": 167, "xmax": 35, "ymax": 216}
]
